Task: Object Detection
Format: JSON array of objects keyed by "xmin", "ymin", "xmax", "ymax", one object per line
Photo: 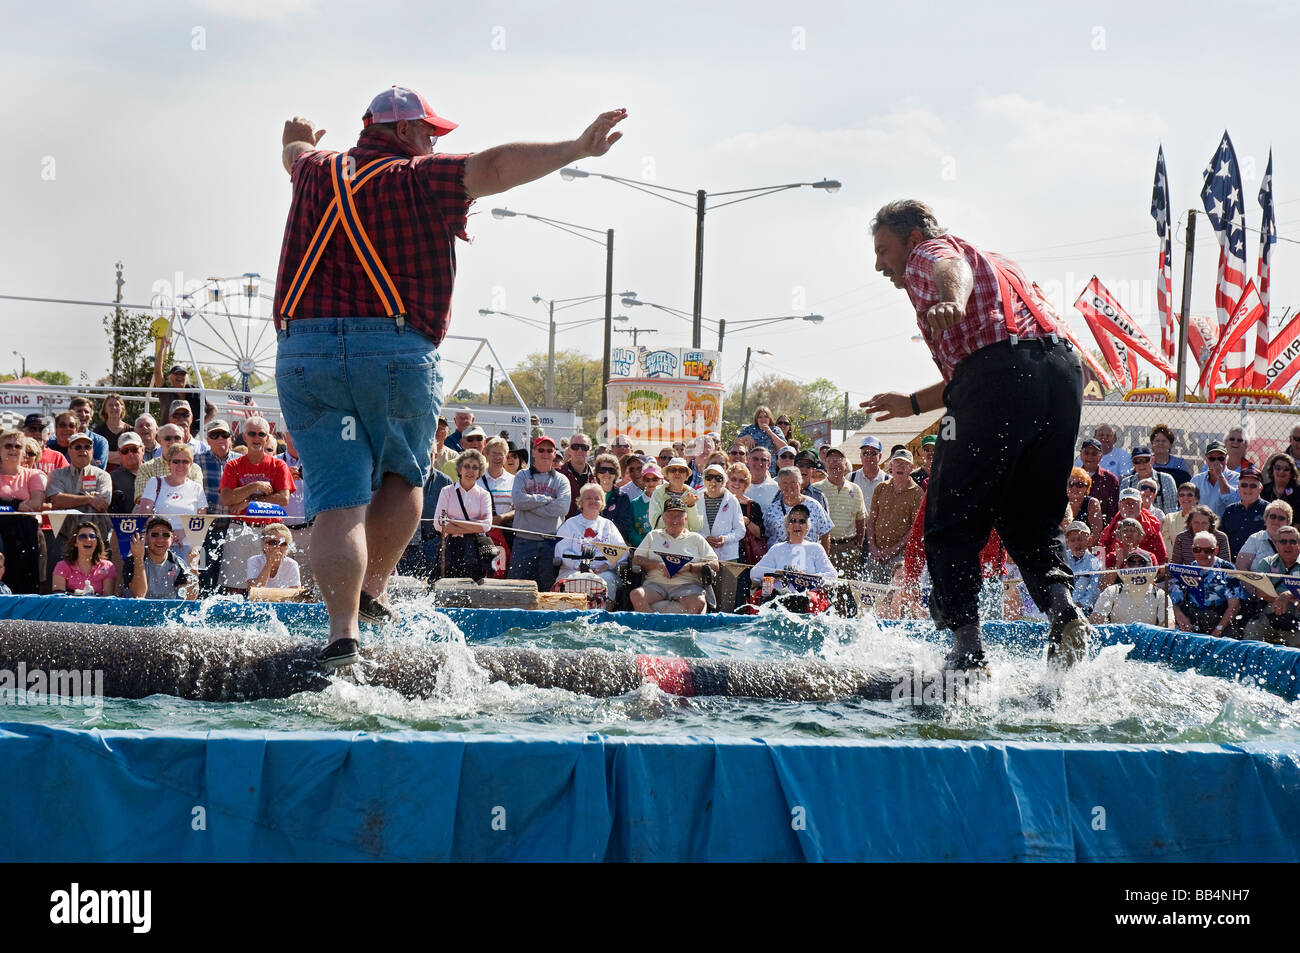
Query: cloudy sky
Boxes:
[{"xmin": 2, "ymin": 0, "xmax": 1297, "ymax": 407}]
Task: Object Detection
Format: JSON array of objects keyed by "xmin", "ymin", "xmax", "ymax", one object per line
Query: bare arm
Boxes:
[
  {"xmin": 462, "ymin": 109, "xmax": 626, "ymax": 200},
  {"xmin": 860, "ymin": 380, "xmax": 946, "ymax": 421},
  {"xmin": 281, "ymin": 117, "xmax": 328, "ymax": 176}
]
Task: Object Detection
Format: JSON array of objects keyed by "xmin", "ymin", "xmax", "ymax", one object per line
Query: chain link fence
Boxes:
[{"xmin": 1079, "ymin": 399, "xmax": 1298, "ymax": 470}]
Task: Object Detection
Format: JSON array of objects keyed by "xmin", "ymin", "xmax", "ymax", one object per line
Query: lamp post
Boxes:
[
  {"xmin": 490, "ymin": 207, "xmax": 619, "ymax": 414},
  {"xmin": 478, "ymin": 306, "xmax": 629, "ymax": 408},
  {"xmin": 620, "ymin": 295, "xmax": 823, "ymax": 354},
  {"xmin": 559, "ymin": 168, "xmax": 841, "ymax": 348},
  {"xmin": 738, "ymin": 348, "xmax": 773, "ymax": 425}
]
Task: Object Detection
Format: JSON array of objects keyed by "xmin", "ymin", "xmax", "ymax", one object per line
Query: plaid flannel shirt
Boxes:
[
  {"xmin": 905, "ymin": 234, "xmax": 1062, "ymax": 381},
  {"xmin": 274, "ymin": 126, "xmax": 471, "ymax": 344}
]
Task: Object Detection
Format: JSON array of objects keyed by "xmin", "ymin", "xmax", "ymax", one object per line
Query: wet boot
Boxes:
[
  {"xmin": 1046, "ymin": 584, "xmax": 1091, "ymax": 667},
  {"xmin": 944, "ymin": 623, "xmax": 989, "ymax": 674}
]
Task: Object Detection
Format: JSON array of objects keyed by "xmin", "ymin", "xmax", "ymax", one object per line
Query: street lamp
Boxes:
[
  {"xmin": 490, "ymin": 206, "xmax": 620, "ymax": 414},
  {"xmin": 738, "ymin": 347, "xmax": 774, "ymax": 425},
  {"xmin": 478, "ymin": 305, "xmax": 628, "ymax": 408},
  {"xmin": 559, "ymin": 168, "xmax": 841, "ymax": 348},
  {"xmin": 620, "ymin": 295, "xmax": 823, "ymax": 353}
]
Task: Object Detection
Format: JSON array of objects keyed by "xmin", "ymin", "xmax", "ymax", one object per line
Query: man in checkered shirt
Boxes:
[
  {"xmin": 861, "ymin": 199, "xmax": 1089, "ymax": 673},
  {"xmin": 275, "ymin": 87, "xmax": 627, "ymax": 669}
]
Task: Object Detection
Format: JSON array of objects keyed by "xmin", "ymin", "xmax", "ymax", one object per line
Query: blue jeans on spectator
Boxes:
[{"xmin": 508, "ymin": 537, "xmax": 556, "ymax": 592}]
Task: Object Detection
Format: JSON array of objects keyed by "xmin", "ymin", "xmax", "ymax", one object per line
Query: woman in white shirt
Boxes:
[
  {"xmin": 751, "ymin": 503, "xmax": 838, "ymax": 600},
  {"xmin": 554, "ymin": 483, "xmax": 627, "ymax": 594},
  {"xmin": 135, "ymin": 442, "xmax": 206, "ymax": 555},
  {"xmin": 698, "ymin": 464, "xmax": 745, "ymax": 562},
  {"xmin": 431, "ymin": 449, "xmax": 494, "ymax": 578},
  {"xmin": 245, "ymin": 522, "xmax": 302, "ymax": 590}
]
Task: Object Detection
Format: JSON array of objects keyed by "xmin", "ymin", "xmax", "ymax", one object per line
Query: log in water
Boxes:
[{"xmin": 0, "ymin": 619, "xmax": 913, "ymax": 703}]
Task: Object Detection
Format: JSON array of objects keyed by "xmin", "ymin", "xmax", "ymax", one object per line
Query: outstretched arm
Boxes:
[
  {"xmin": 282, "ymin": 117, "xmax": 328, "ymax": 176},
  {"xmin": 463, "ymin": 108, "xmax": 626, "ymax": 199}
]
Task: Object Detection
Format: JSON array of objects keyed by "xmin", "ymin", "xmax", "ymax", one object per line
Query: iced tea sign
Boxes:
[{"xmin": 606, "ymin": 347, "xmax": 724, "ymax": 443}]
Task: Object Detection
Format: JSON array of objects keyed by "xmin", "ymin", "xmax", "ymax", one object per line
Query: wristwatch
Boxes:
[{"xmin": 909, "ymin": 393, "xmax": 921, "ymax": 416}]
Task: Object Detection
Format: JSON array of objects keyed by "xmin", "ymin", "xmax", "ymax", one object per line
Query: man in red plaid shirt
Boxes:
[
  {"xmin": 861, "ymin": 200, "xmax": 1089, "ymax": 672},
  {"xmin": 275, "ymin": 87, "xmax": 627, "ymax": 669}
]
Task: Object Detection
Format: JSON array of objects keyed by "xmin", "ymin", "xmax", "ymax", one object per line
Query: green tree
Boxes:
[
  {"xmin": 30, "ymin": 369, "xmax": 72, "ymax": 386},
  {"xmin": 101, "ymin": 310, "xmax": 158, "ymax": 391},
  {"xmin": 487, "ymin": 349, "xmax": 603, "ymax": 418}
]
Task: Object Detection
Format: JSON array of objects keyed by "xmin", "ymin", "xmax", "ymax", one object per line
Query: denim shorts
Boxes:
[{"xmin": 276, "ymin": 318, "xmax": 442, "ymax": 518}]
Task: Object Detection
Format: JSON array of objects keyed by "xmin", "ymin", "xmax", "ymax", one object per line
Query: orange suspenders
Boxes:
[{"xmin": 279, "ymin": 153, "xmax": 408, "ymax": 326}]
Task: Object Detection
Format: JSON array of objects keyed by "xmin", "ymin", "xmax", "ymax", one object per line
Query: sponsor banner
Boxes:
[
  {"xmin": 1259, "ymin": 312, "xmax": 1300, "ymax": 393},
  {"xmin": 1118, "ymin": 566, "xmax": 1159, "ymax": 589},
  {"xmin": 1198, "ymin": 281, "xmax": 1263, "ymax": 398},
  {"xmin": 592, "ymin": 542, "xmax": 629, "ymax": 561},
  {"xmin": 607, "ymin": 380, "xmax": 723, "ymax": 444},
  {"xmin": 0, "ymin": 389, "xmax": 72, "ymax": 413},
  {"xmin": 608, "ymin": 347, "xmax": 721, "ymax": 382},
  {"xmin": 781, "ymin": 568, "xmax": 824, "ymax": 591},
  {"xmin": 1122, "ymin": 388, "xmax": 1175, "ymax": 403},
  {"xmin": 659, "ymin": 551, "xmax": 694, "ymax": 578},
  {"xmin": 1073, "ymin": 276, "xmax": 1177, "ymax": 380}
]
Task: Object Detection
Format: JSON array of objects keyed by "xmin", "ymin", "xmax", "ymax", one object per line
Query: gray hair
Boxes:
[
  {"xmin": 1116, "ymin": 517, "xmax": 1144, "ymax": 536},
  {"xmin": 1193, "ymin": 531, "xmax": 1218, "ymax": 549},
  {"xmin": 776, "ymin": 466, "xmax": 801, "ymax": 485},
  {"xmin": 135, "ymin": 413, "xmax": 157, "ymax": 428},
  {"xmin": 870, "ymin": 199, "xmax": 947, "ymax": 240}
]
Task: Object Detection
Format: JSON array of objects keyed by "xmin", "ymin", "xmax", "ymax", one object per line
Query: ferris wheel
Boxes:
[{"xmin": 150, "ymin": 273, "xmax": 277, "ymax": 394}]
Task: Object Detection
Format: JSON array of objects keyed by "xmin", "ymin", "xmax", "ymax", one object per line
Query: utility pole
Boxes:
[
  {"xmin": 113, "ymin": 261, "xmax": 124, "ymax": 385},
  {"xmin": 546, "ymin": 299, "xmax": 557, "ymax": 408},
  {"xmin": 1175, "ymin": 210, "xmax": 1195, "ymax": 402},
  {"xmin": 487, "ymin": 365, "xmax": 495, "ymax": 404},
  {"xmin": 692, "ymin": 190, "xmax": 706, "ymax": 349},
  {"xmin": 843, "ymin": 392, "xmax": 850, "ymax": 440},
  {"xmin": 615, "ymin": 327, "xmax": 658, "ymax": 347},
  {"xmin": 716, "ymin": 318, "xmax": 725, "ymax": 353}
]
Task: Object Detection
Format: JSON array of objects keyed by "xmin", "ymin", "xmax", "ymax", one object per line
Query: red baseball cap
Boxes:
[
  {"xmin": 533, "ymin": 435, "xmax": 557, "ymax": 450},
  {"xmin": 362, "ymin": 86, "xmax": 458, "ymax": 135}
]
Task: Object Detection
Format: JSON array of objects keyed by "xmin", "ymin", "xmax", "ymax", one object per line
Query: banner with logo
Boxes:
[
  {"xmin": 607, "ymin": 346, "xmax": 725, "ymax": 443},
  {"xmin": 659, "ymin": 551, "xmax": 694, "ymax": 578},
  {"xmin": 1074, "ymin": 276, "xmax": 1177, "ymax": 380}
]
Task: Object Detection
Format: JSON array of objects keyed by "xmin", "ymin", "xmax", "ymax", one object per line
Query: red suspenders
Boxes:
[
  {"xmin": 989, "ymin": 253, "xmax": 1060, "ymax": 345},
  {"xmin": 279, "ymin": 152, "xmax": 408, "ymax": 326}
]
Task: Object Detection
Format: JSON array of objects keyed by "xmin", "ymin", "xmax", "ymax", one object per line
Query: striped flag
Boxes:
[
  {"xmin": 1198, "ymin": 281, "xmax": 1264, "ymax": 399},
  {"xmin": 1260, "ymin": 311, "xmax": 1300, "ymax": 393},
  {"xmin": 1200, "ymin": 132, "xmax": 1250, "ymax": 384},
  {"xmin": 1254, "ymin": 150, "xmax": 1277, "ymax": 388},
  {"xmin": 1073, "ymin": 276, "xmax": 1176, "ymax": 379},
  {"xmin": 1151, "ymin": 146, "xmax": 1176, "ymax": 361}
]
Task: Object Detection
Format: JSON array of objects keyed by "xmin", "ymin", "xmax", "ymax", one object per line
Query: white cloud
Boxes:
[{"xmin": 194, "ymin": 0, "xmax": 315, "ymax": 22}]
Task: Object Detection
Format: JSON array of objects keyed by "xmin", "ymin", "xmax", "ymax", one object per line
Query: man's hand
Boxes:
[
  {"xmin": 574, "ymin": 109, "xmax": 627, "ymax": 158},
  {"xmin": 87, "ymin": 496, "xmax": 109, "ymax": 513},
  {"xmin": 925, "ymin": 301, "xmax": 965, "ymax": 332},
  {"xmin": 283, "ymin": 117, "xmax": 326, "ymax": 150},
  {"xmin": 860, "ymin": 392, "xmax": 911, "ymax": 421}
]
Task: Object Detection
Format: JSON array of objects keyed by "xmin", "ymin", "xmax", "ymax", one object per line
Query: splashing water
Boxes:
[{"xmin": 4, "ymin": 590, "xmax": 1298, "ymax": 742}]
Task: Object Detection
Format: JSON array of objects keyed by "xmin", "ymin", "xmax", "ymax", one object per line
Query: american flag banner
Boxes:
[
  {"xmin": 1151, "ymin": 146, "xmax": 1176, "ymax": 361},
  {"xmin": 1198, "ymin": 281, "xmax": 1263, "ymax": 399},
  {"xmin": 1200, "ymin": 132, "xmax": 1250, "ymax": 383},
  {"xmin": 1254, "ymin": 150, "xmax": 1277, "ymax": 388}
]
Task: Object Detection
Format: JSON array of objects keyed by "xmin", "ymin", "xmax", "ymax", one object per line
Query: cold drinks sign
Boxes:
[{"xmin": 607, "ymin": 347, "xmax": 723, "ymax": 442}]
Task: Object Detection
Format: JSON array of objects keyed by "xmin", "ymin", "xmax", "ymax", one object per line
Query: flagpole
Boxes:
[{"xmin": 1175, "ymin": 210, "xmax": 1196, "ymax": 402}]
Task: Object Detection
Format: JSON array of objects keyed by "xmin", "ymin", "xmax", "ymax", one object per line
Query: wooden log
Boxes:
[
  {"xmin": 433, "ymin": 577, "xmax": 537, "ymax": 609},
  {"xmin": 247, "ymin": 587, "xmax": 305, "ymax": 603},
  {"xmin": 533, "ymin": 591, "xmax": 589, "ymax": 611}
]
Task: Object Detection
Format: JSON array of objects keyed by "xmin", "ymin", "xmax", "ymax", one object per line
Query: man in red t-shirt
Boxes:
[{"xmin": 218, "ymin": 416, "xmax": 293, "ymax": 523}]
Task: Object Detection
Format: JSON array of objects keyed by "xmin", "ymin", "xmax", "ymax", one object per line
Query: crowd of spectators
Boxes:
[{"xmin": 4, "ymin": 397, "xmax": 1300, "ymax": 644}]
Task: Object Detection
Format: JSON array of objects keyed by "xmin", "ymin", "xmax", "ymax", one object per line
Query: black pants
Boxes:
[
  {"xmin": 0, "ymin": 514, "xmax": 41, "ymax": 594},
  {"xmin": 925, "ymin": 339, "xmax": 1083, "ymax": 630}
]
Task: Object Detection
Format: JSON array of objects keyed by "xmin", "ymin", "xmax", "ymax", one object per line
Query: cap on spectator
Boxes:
[
  {"xmin": 663, "ymin": 497, "xmax": 688, "ymax": 513},
  {"xmin": 704, "ymin": 464, "xmax": 727, "ymax": 479},
  {"xmin": 206, "ymin": 419, "xmax": 232, "ymax": 437},
  {"xmin": 168, "ymin": 364, "xmax": 188, "ymax": 375},
  {"xmin": 68, "ymin": 432, "xmax": 94, "ymax": 448},
  {"xmin": 640, "ymin": 463, "xmax": 662, "ymax": 479},
  {"xmin": 920, "ymin": 435, "xmax": 937, "ymax": 448},
  {"xmin": 664, "ymin": 457, "xmax": 691, "ymax": 473},
  {"xmin": 613, "ymin": 435, "xmax": 631, "ymax": 448},
  {"xmin": 1119, "ymin": 487, "xmax": 1142, "ymax": 502},
  {"xmin": 794, "ymin": 450, "xmax": 820, "ymax": 467},
  {"xmin": 437, "ymin": 416, "xmax": 448, "ymax": 427},
  {"xmin": 824, "ymin": 445, "xmax": 846, "ymax": 458},
  {"xmin": 890, "ymin": 448, "xmax": 914, "ymax": 464},
  {"xmin": 777, "ymin": 446, "xmax": 797, "ymax": 459},
  {"xmin": 462, "ymin": 426, "xmax": 486, "ymax": 439},
  {"xmin": 1123, "ymin": 550, "xmax": 1152, "ymax": 567},
  {"xmin": 1080, "ymin": 437, "xmax": 1102, "ymax": 451},
  {"xmin": 118, "ymin": 431, "xmax": 144, "ymax": 449},
  {"xmin": 1238, "ymin": 465, "xmax": 1264, "ymax": 482},
  {"xmin": 860, "ymin": 436, "xmax": 882, "ymax": 451},
  {"xmin": 1131, "ymin": 445, "xmax": 1153, "ymax": 459},
  {"xmin": 1205, "ymin": 440, "xmax": 1227, "ymax": 455},
  {"xmin": 362, "ymin": 86, "xmax": 458, "ymax": 135},
  {"xmin": 533, "ymin": 435, "xmax": 557, "ymax": 450},
  {"xmin": 168, "ymin": 399, "xmax": 192, "ymax": 416},
  {"xmin": 1065, "ymin": 520, "xmax": 1091, "ymax": 535},
  {"xmin": 21, "ymin": 413, "xmax": 48, "ymax": 431}
]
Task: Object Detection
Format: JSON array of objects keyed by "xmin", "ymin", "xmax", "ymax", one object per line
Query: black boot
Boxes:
[
  {"xmin": 944, "ymin": 623, "xmax": 989, "ymax": 673},
  {"xmin": 1045, "ymin": 585, "xmax": 1090, "ymax": 666}
]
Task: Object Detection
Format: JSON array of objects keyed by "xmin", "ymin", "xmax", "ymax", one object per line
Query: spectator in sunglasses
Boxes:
[
  {"xmin": 1170, "ymin": 531, "xmax": 1242, "ymax": 636},
  {"xmin": 1170, "ymin": 504, "xmax": 1230, "ymax": 567},
  {"xmin": 558, "ymin": 432, "xmax": 595, "ymax": 518},
  {"xmin": 1191, "ymin": 440, "xmax": 1239, "ymax": 517},
  {"xmin": 1160, "ymin": 482, "xmax": 1200, "ymax": 556},
  {"xmin": 1239, "ymin": 524, "xmax": 1300, "ymax": 645},
  {"xmin": 1261, "ymin": 452, "xmax": 1299, "ymax": 511},
  {"xmin": 1220, "ymin": 466, "xmax": 1267, "ymax": 556},
  {"xmin": 1064, "ymin": 466, "xmax": 1105, "ymax": 538},
  {"xmin": 1091, "ymin": 549, "xmax": 1173, "ymax": 626},
  {"xmin": 591, "ymin": 452, "xmax": 635, "ymax": 544},
  {"xmin": 125, "ymin": 516, "xmax": 198, "ymax": 599},
  {"xmin": 1236, "ymin": 500, "xmax": 1294, "ymax": 571},
  {"xmin": 1120, "ymin": 445, "xmax": 1178, "ymax": 514}
]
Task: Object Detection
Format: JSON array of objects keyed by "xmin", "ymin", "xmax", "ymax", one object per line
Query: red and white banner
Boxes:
[
  {"xmin": 1057, "ymin": 320, "xmax": 1116, "ymax": 390},
  {"xmin": 1073, "ymin": 276, "xmax": 1176, "ymax": 380},
  {"xmin": 1198, "ymin": 281, "xmax": 1264, "ymax": 399},
  {"xmin": 1258, "ymin": 311, "xmax": 1300, "ymax": 394}
]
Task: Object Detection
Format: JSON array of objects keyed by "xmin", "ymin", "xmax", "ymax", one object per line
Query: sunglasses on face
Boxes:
[
  {"xmin": 1278, "ymin": 540, "xmax": 1300, "ymax": 547},
  {"xmin": 171, "ymin": 459, "xmax": 192, "ymax": 465},
  {"xmin": 245, "ymin": 430, "xmax": 268, "ymax": 438},
  {"xmin": 535, "ymin": 447, "xmax": 556, "ymax": 454},
  {"xmin": 704, "ymin": 474, "xmax": 723, "ymax": 482},
  {"xmin": 1067, "ymin": 481, "xmax": 1089, "ymax": 489},
  {"xmin": 787, "ymin": 518, "xmax": 808, "ymax": 525},
  {"xmin": 262, "ymin": 538, "xmax": 288, "ymax": 547},
  {"xmin": 24, "ymin": 451, "xmax": 38, "ymax": 458},
  {"xmin": 1267, "ymin": 514, "xmax": 1289, "ymax": 521},
  {"xmin": 1207, "ymin": 455, "xmax": 1227, "ymax": 463},
  {"xmin": 1191, "ymin": 546, "xmax": 1216, "ymax": 554},
  {"xmin": 1124, "ymin": 559, "xmax": 1148, "ymax": 567},
  {"xmin": 1239, "ymin": 483, "xmax": 1261, "ymax": 491},
  {"xmin": 729, "ymin": 450, "xmax": 746, "ymax": 457},
  {"xmin": 569, "ymin": 444, "xmax": 590, "ymax": 451},
  {"xmin": 596, "ymin": 467, "xmax": 618, "ymax": 475},
  {"xmin": 1140, "ymin": 486, "xmax": 1157, "ymax": 493},
  {"xmin": 1, "ymin": 443, "xmax": 21, "ymax": 451},
  {"xmin": 1227, "ymin": 436, "xmax": 1244, "ymax": 442},
  {"xmin": 120, "ymin": 447, "xmax": 142, "ymax": 455},
  {"xmin": 1274, "ymin": 463, "xmax": 1292, "ymax": 471},
  {"xmin": 149, "ymin": 531, "xmax": 172, "ymax": 539},
  {"xmin": 76, "ymin": 533, "xmax": 98, "ymax": 542}
]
